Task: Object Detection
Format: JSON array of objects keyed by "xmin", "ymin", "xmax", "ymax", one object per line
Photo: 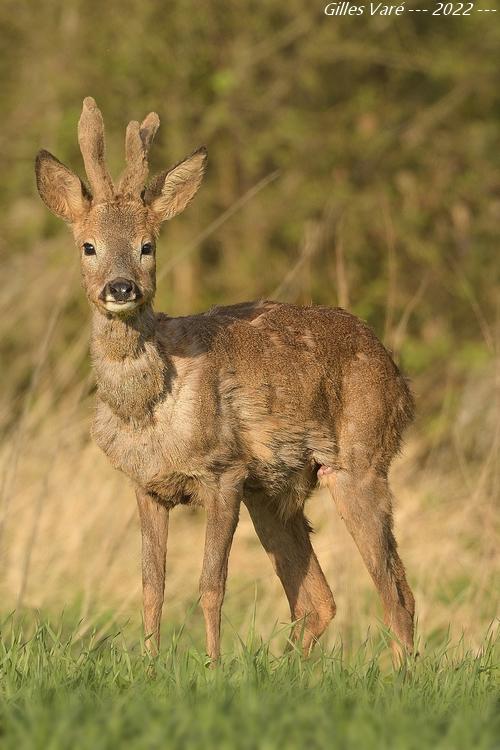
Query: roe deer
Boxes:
[{"xmin": 35, "ymin": 97, "xmax": 415, "ymax": 663}]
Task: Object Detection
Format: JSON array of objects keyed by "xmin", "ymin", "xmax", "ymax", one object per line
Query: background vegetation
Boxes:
[{"xmin": 0, "ymin": 0, "xmax": 498, "ymax": 745}]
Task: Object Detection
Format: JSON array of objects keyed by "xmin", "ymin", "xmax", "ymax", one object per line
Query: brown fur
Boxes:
[{"xmin": 35, "ymin": 98, "xmax": 416, "ymax": 662}]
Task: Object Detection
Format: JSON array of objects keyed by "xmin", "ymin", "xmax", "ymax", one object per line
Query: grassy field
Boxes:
[{"xmin": 0, "ymin": 616, "xmax": 498, "ymax": 750}]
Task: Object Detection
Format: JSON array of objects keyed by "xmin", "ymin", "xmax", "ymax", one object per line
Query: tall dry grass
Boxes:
[{"xmin": 0, "ymin": 238, "xmax": 498, "ymax": 652}]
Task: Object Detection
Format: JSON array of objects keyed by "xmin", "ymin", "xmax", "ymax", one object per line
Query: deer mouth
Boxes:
[{"xmin": 103, "ymin": 299, "xmax": 141, "ymax": 313}]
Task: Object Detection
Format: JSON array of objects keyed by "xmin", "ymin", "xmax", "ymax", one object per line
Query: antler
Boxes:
[
  {"xmin": 78, "ymin": 97, "xmax": 114, "ymax": 202},
  {"xmin": 118, "ymin": 111, "xmax": 160, "ymax": 197}
]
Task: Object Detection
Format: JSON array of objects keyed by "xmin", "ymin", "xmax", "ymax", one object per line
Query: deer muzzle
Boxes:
[{"xmin": 101, "ymin": 277, "xmax": 143, "ymax": 312}]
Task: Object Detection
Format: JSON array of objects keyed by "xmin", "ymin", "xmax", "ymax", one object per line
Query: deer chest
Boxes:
[{"xmin": 91, "ymin": 396, "xmax": 226, "ymax": 507}]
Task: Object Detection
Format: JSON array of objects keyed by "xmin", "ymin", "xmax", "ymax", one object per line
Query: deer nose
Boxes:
[{"xmin": 105, "ymin": 277, "xmax": 138, "ymax": 302}]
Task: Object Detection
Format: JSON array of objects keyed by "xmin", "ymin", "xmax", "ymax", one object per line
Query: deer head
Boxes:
[{"xmin": 35, "ymin": 97, "xmax": 207, "ymax": 315}]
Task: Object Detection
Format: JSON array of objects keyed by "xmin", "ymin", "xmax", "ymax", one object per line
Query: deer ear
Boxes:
[
  {"xmin": 145, "ymin": 147, "xmax": 207, "ymax": 222},
  {"xmin": 35, "ymin": 150, "xmax": 91, "ymax": 223}
]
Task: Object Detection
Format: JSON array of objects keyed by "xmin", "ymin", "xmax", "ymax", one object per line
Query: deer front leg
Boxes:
[
  {"xmin": 135, "ymin": 487, "xmax": 169, "ymax": 656},
  {"xmin": 199, "ymin": 483, "xmax": 241, "ymax": 663}
]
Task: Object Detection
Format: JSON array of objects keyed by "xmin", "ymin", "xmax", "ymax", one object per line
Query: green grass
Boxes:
[{"xmin": 0, "ymin": 615, "xmax": 498, "ymax": 750}]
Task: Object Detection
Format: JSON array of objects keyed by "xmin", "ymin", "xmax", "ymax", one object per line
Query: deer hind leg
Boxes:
[
  {"xmin": 324, "ymin": 469, "xmax": 414, "ymax": 661},
  {"xmin": 245, "ymin": 493, "xmax": 336, "ymax": 655}
]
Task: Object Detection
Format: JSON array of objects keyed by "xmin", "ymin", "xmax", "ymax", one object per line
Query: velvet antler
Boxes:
[
  {"xmin": 78, "ymin": 97, "xmax": 114, "ymax": 202},
  {"xmin": 118, "ymin": 111, "xmax": 160, "ymax": 197}
]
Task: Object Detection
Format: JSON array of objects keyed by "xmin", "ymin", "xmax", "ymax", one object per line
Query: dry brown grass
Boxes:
[{"xmin": 0, "ymin": 260, "xmax": 497, "ymax": 651}]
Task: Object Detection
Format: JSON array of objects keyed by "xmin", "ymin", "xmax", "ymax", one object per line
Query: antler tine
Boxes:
[
  {"xmin": 118, "ymin": 111, "xmax": 160, "ymax": 197},
  {"xmin": 78, "ymin": 97, "xmax": 114, "ymax": 202}
]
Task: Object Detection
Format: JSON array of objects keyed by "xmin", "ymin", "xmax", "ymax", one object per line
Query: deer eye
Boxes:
[
  {"xmin": 141, "ymin": 242, "xmax": 154, "ymax": 256},
  {"xmin": 83, "ymin": 242, "xmax": 96, "ymax": 256}
]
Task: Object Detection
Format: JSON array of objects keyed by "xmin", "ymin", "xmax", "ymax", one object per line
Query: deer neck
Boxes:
[{"xmin": 90, "ymin": 304, "xmax": 171, "ymax": 422}]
